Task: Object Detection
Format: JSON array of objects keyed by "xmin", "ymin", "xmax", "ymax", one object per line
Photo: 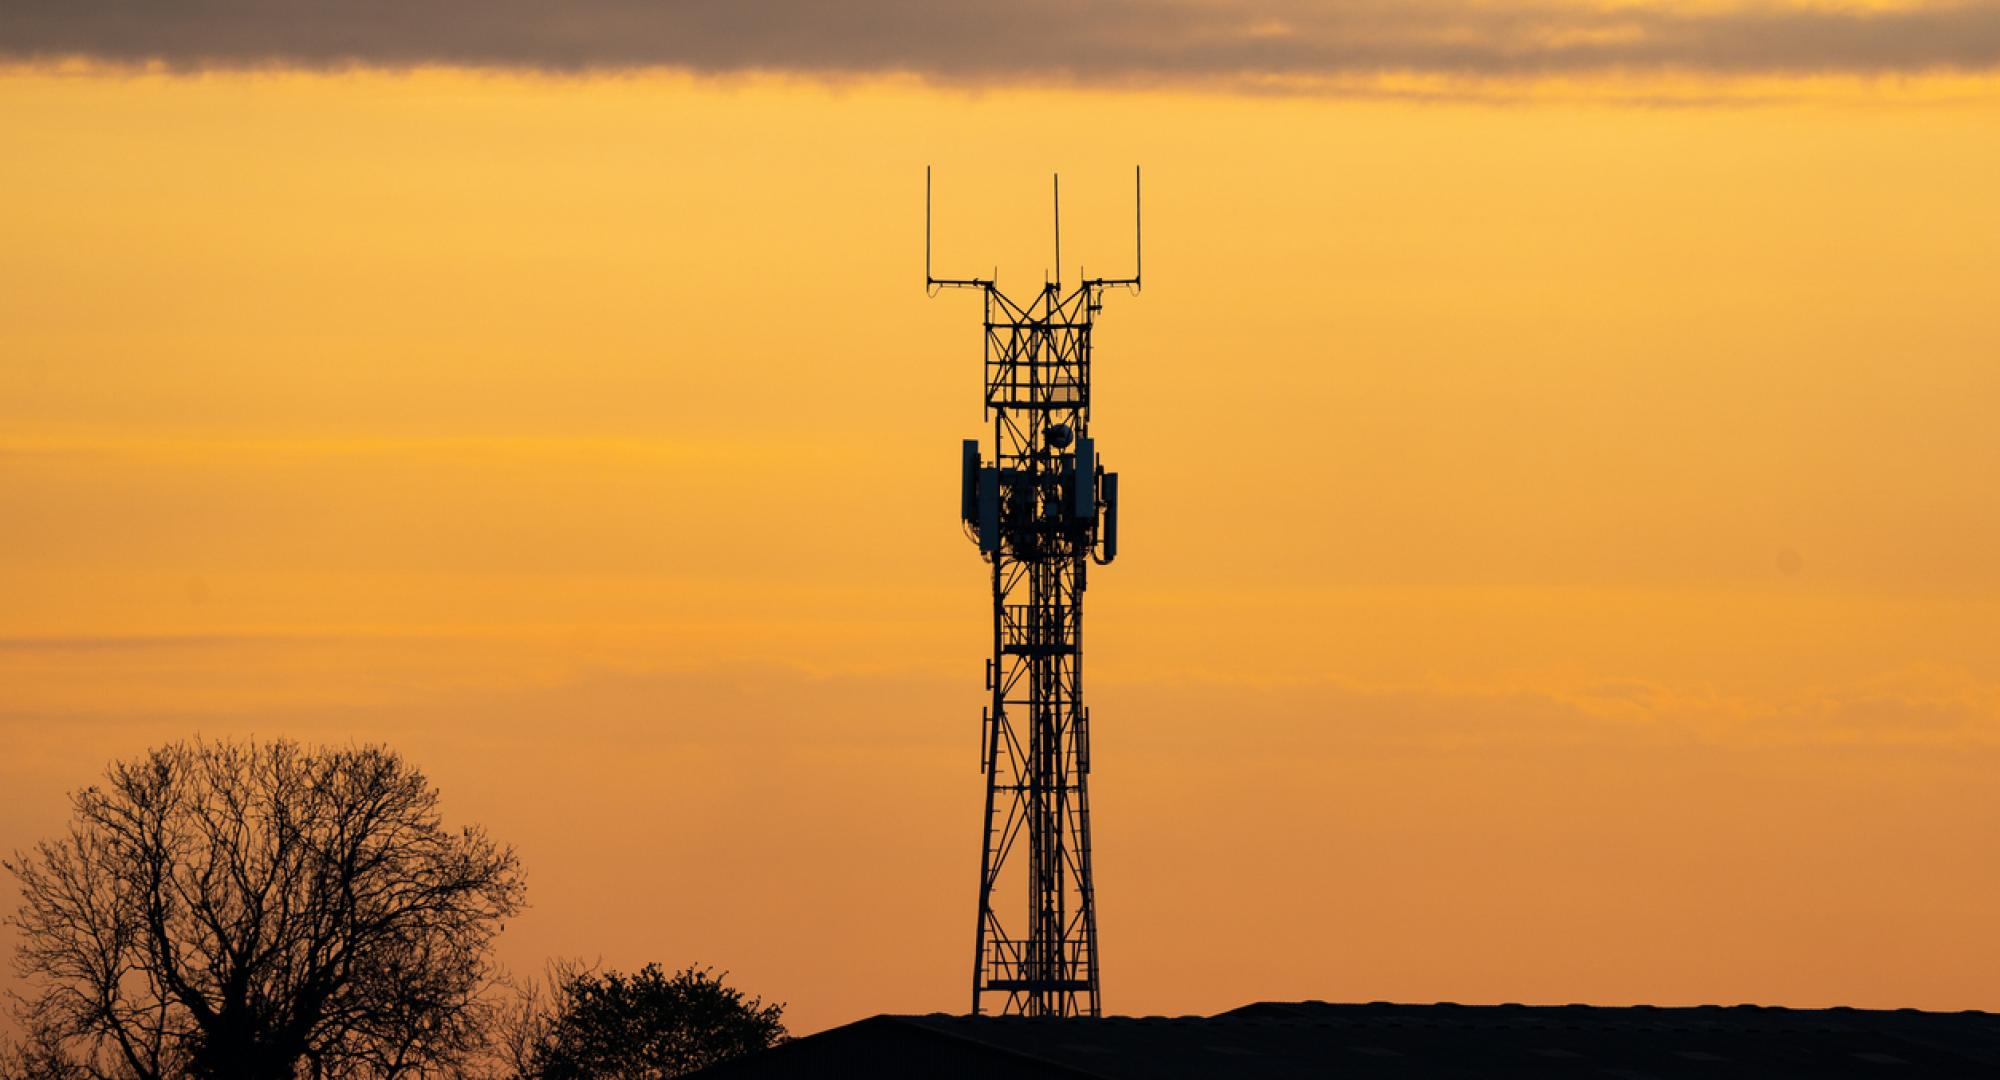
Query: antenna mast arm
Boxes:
[
  {"xmin": 927, "ymin": 166, "xmax": 995, "ymax": 291},
  {"xmin": 1082, "ymin": 165, "xmax": 1142, "ymax": 292}
]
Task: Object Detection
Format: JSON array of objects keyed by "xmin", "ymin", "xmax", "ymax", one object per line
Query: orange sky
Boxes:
[{"xmin": 2, "ymin": 63, "xmax": 1997, "ymax": 1033}]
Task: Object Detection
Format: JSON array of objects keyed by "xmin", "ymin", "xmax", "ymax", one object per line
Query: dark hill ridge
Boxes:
[{"xmin": 694, "ymin": 1000, "xmax": 2000, "ymax": 1078}]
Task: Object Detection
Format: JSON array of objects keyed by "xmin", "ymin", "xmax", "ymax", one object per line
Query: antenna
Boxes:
[
  {"xmin": 1082, "ymin": 166, "xmax": 1142, "ymax": 292},
  {"xmin": 930, "ymin": 171, "xmax": 1145, "ymax": 1021},
  {"xmin": 926, "ymin": 166, "xmax": 993, "ymax": 290},
  {"xmin": 1053, "ymin": 173, "xmax": 1062, "ymax": 291}
]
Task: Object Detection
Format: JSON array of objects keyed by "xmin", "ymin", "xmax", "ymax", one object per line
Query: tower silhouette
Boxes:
[{"xmin": 928, "ymin": 169, "xmax": 1140, "ymax": 1018}]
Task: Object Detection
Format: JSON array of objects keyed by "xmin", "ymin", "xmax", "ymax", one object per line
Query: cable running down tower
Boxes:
[{"xmin": 928, "ymin": 168, "xmax": 1141, "ymax": 1018}]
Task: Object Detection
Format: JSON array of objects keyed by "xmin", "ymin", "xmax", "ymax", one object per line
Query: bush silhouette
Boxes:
[{"xmin": 516, "ymin": 964, "xmax": 786, "ymax": 1079}]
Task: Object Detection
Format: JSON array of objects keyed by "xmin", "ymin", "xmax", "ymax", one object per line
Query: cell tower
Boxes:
[{"xmin": 928, "ymin": 168, "xmax": 1140, "ymax": 1018}]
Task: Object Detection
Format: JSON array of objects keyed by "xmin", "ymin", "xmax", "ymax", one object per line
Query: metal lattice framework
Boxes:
[{"xmin": 929, "ymin": 169, "xmax": 1139, "ymax": 1018}]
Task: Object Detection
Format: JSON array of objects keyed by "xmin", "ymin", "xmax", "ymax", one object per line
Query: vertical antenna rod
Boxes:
[
  {"xmin": 925, "ymin": 166, "xmax": 994, "ymax": 290},
  {"xmin": 1053, "ymin": 173, "xmax": 1062, "ymax": 290}
]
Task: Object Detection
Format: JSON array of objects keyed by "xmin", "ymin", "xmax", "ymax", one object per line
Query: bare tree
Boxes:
[
  {"xmin": 478, "ymin": 968, "xmax": 556, "ymax": 1080},
  {"xmin": 4, "ymin": 738, "xmax": 525, "ymax": 1080}
]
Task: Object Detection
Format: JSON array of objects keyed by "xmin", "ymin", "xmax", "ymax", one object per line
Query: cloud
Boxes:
[
  {"xmin": 0, "ymin": 633, "xmax": 336, "ymax": 652},
  {"xmin": 4, "ymin": 1, "xmax": 2000, "ymax": 85}
]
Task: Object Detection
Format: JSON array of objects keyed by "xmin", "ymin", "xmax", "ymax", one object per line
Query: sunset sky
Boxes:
[{"xmin": 3, "ymin": 1, "xmax": 1998, "ymax": 1035}]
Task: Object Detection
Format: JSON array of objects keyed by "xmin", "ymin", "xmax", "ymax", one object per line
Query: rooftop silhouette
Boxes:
[{"xmin": 693, "ymin": 1000, "xmax": 2000, "ymax": 1078}]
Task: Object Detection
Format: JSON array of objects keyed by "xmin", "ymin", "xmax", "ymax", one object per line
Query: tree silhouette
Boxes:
[
  {"xmin": 4, "ymin": 738, "xmax": 525, "ymax": 1079},
  {"xmin": 512, "ymin": 963, "xmax": 786, "ymax": 1079}
]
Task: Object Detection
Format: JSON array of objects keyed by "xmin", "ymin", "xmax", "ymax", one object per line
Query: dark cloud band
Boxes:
[{"xmin": 4, "ymin": 1, "xmax": 2000, "ymax": 82}]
